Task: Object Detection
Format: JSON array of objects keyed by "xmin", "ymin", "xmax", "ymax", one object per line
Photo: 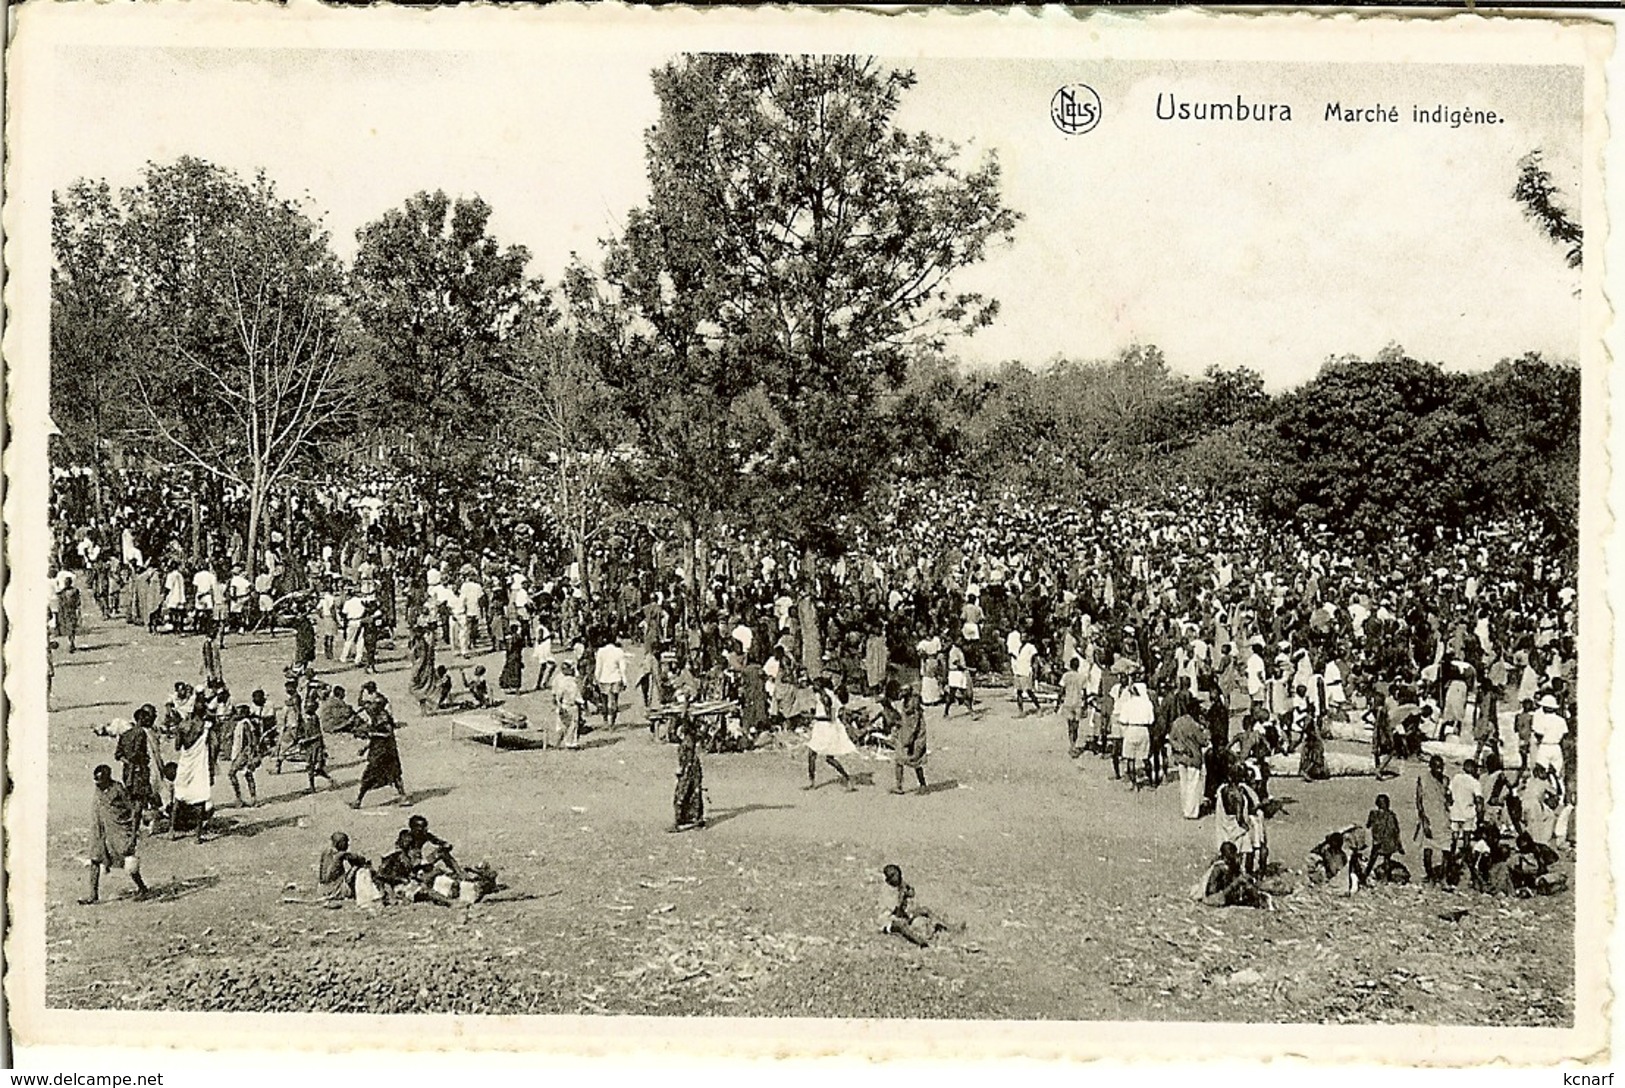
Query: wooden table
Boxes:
[{"xmin": 451, "ymin": 712, "xmax": 547, "ymax": 750}]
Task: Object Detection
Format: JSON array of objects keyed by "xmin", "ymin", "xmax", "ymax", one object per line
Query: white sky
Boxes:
[{"xmin": 45, "ymin": 47, "xmax": 1583, "ymax": 390}]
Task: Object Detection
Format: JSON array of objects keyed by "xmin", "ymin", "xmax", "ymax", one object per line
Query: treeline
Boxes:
[
  {"xmin": 48, "ymin": 55, "xmax": 1580, "ymax": 583},
  {"xmin": 888, "ymin": 344, "xmax": 1579, "ymax": 549}
]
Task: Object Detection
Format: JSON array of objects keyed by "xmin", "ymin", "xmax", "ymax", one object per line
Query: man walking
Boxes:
[{"xmin": 81, "ymin": 765, "xmax": 150, "ymax": 904}]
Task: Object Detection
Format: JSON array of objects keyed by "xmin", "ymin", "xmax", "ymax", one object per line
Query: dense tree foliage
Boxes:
[
  {"xmin": 50, "ymin": 179, "xmax": 139, "ymax": 507},
  {"xmin": 581, "ymin": 55, "xmax": 1020, "ymax": 572},
  {"xmin": 351, "ymin": 190, "xmax": 548, "ymax": 469}
]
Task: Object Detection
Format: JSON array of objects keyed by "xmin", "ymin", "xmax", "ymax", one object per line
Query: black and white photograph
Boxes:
[{"xmin": 3, "ymin": 4, "xmax": 1612, "ymax": 1063}]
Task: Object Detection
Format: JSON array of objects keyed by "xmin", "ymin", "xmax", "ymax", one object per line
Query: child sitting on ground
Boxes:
[
  {"xmin": 879, "ymin": 863, "xmax": 962, "ymax": 947},
  {"xmin": 464, "ymin": 666, "xmax": 492, "ymax": 709},
  {"xmin": 1307, "ymin": 830, "xmax": 1358, "ymax": 893},
  {"xmin": 1194, "ymin": 842, "xmax": 1271, "ymax": 909}
]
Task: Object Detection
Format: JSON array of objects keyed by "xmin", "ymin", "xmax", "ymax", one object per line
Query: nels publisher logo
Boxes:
[{"xmin": 1051, "ymin": 83, "xmax": 1102, "ymax": 135}]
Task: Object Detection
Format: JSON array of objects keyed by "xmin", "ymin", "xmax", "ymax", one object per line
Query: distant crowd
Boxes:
[{"xmin": 55, "ymin": 460, "xmax": 1579, "ymax": 913}]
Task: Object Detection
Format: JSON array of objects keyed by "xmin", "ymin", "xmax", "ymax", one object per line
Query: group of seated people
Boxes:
[
  {"xmin": 317, "ymin": 814, "xmax": 498, "ymax": 908},
  {"xmin": 1199, "ymin": 777, "xmax": 1570, "ymax": 908},
  {"xmin": 421, "ymin": 664, "xmax": 494, "ymax": 714},
  {"xmin": 1302, "ymin": 821, "xmax": 1567, "ymax": 898}
]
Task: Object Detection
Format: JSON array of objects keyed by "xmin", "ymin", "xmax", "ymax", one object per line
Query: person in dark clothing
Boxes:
[
  {"xmin": 81, "ymin": 765, "xmax": 150, "ymax": 904},
  {"xmin": 1362, "ymin": 792, "xmax": 1407, "ymax": 883},
  {"xmin": 350, "ymin": 692, "xmax": 408, "ymax": 809},
  {"xmin": 671, "ymin": 706, "xmax": 706, "ymax": 832}
]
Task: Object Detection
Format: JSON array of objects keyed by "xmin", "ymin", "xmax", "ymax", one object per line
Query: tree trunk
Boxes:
[
  {"xmin": 799, "ymin": 543, "xmax": 822, "ymax": 678},
  {"xmin": 283, "ymin": 492, "xmax": 310, "ymax": 592},
  {"xmin": 190, "ymin": 492, "xmax": 201, "ymax": 562},
  {"xmin": 575, "ymin": 535, "xmax": 590, "ymax": 607},
  {"xmin": 680, "ymin": 516, "xmax": 698, "ymax": 600},
  {"xmin": 245, "ymin": 470, "xmax": 266, "ymax": 583},
  {"xmin": 696, "ymin": 536, "xmax": 713, "ymax": 609}
]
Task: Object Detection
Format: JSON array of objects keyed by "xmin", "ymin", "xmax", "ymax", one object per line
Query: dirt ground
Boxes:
[{"xmin": 42, "ymin": 612, "xmax": 1574, "ymax": 1024}]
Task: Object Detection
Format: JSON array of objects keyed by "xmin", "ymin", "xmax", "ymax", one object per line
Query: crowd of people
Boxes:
[{"xmin": 53, "ymin": 460, "xmax": 1580, "ymax": 922}]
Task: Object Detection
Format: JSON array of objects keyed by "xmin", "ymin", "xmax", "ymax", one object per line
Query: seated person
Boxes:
[
  {"xmin": 432, "ymin": 666, "xmax": 457, "ymax": 711},
  {"xmin": 1482, "ymin": 841, "xmax": 1516, "ymax": 897},
  {"xmin": 465, "ymin": 666, "xmax": 492, "ymax": 709},
  {"xmin": 317, "ymin": 685, "xmax": 358, "ymax": 736},
  {"xmin": 406, "ymin": 814, "xmax": 465, "ymax": 880},
  {"xmin": 879, "ymin": 863, "xmax": 961, "ymax": 947},
  {"xmin": 318, "ymin": 832, "xmax": 371, "ymax": 902},
  {"xmin": 1196, "ymin": 842, "xmax": 1270, "ymax": 909},
  {"xmin": 374, "ymin": 830, "xmax": 454, "ymax": 907},
  {"xmin": 1307, "ymin": 830, "xmax": 1354, "ymax": 891},
  {"xmin": 1511, "ymin": 831, "xmax": 1567, "ymax": 896},
  {"xmin": 1466, "ymin": 822, "xmax": 1503, "ymax": 891}
]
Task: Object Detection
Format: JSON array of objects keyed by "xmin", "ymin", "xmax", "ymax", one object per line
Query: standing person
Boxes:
[
  {"xmin": 192, "ymin": 563, "xmax": 219, "ymax": 641},
  {"xmin": 456, "ymin": 567, "xmax": 485, "ymax": 654},
  {"xmin": 944, "ymin": 639, "xmax": 976, "ymax": 718},
  {"xmin": 200, "ymin": 635, "xmax": 222, "ymax": 687},
  {"xmin": 1059, "ymin": 657, "xmax": 1087, "ymax": 757},
  {"xmin": 1298, "ymin": 712, "xmax": 1329, "ymax": 781},
  {"xmin": 890, "ymin": 685, "xmax": 929, "ymax": 795},
  {"xmin": 408, "ymin": 621, "xmax": 438, "ymax": 713},
  {"xmin": 1012, "ymin": 635, "xmax": 1040, "ymax": 716},
  {"xmin": 226, "ymin": 565, "xmax": 252, "ymax": 634},
  {"xmin": 58, "ymin": 573, "xmax": 83, "ymax": 652},
  {"xmin": 164, "ymin": 562, "xmax": 187, "ymax": 633},
  {"xmin": 532, "ymin": 620, "xmax": 557, "ymax": 693},
  {"xmin": 671, "ymin": 703, "xmax": 706, "ymax": 833},
  {"xmin": 1362, "ymin": 793, "xmax": 1406, "ymax": 884},
  {"xmin": 1170, "ymin": 695, "xmax": 1210, "ymax": 820},
  {"xmin": 1530, "ymin": 695, "xmax": 1569, "ymax": 777},
  {"xmin": 79, "ymin": 765, "xmax": 150, "ymax": 904},
  {"xmin": 1415, "ymin": 754, "xmax": 1452, "ymax": 883},
  {"xmin": 292, "ymin": 606, "xmax": 317, "ymax": 670},
  {"xmin": 552, "ymin": 660, "xmax": 585, "ymax": 750},
  {"xmin": 864, "ymin": 628, "xmax": 889, "ymax": 697},
  {"xmin": 498, "ymin": 621, "xmax": 526, "ymax": 694},
  {"xmin": 739, "ymin": 657, "xmax": 769, "ymax": 740},
  {"xmin": 170, "ymin": 712, "xmax": 213, "ymax": 842},
  {"xmin": 1215, "ymin": 768, "xmax": 1264, "ymax": 876},
  {"xmin": 359, "ymin": 604, "xmax": 381, "ymax": 675},
  {"xmin": 594, "ymin": 633, "xmax": 629, "ymax": 730},
  {"xmin": 1370, "ymin": 681, "xmax": 1397, "ymax": 779},
  {"xmin": 1117, "ymin": 678, "xmax": 1155, "ymax": 791},
  {"xmin": 1449, "ymin": 758, "xmax": 1485, "ymax": 863},
  {"xmin": 254, "ymin": 568, "xmax": 278, "ymax": 635},
  {"xmin": 806, "ymin": 676, "xmax": 858, "ymax": 791},
  {"xmin": 317, "ymin": 584, "xmax": 340, "ymax": 660},
  {"xmin": 340, "ymin": 588, "xmax": 367, "ymax": 665},
  {"xmin": 1513, "ymin": 697, "xmax": 1536, "ymax": 775},
  {"xmin": 226, "ymin": 706, "xmax": 264, "ymax": 808},
  {"xmin": 114, "ymin": 705, "xmax": 162, "ymax": 825},
  {"xmin": 350, "ymin": 690, "xmax": 408, "ymax": 809}
]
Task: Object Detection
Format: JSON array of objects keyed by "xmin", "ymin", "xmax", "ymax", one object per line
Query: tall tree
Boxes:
[
  {"xmin": 1471, "ymin": 352, "xmax": 1581, "ymax": 545},
  {"xmin": 1513, "ymin": 150, "xmax": 1582, "ymax": 269},
  {"xmin": 1271, "ymin": 346, "xmax": 1489, "ymax": 538},
  {"xmin": 606, "ymin": 54, "xmax": 1019, "ymax": 583},
  {"xmin": 119, "ymin": 156, "xmax": 364, "ymax": 575},
  {"xmin": 499, "ymin": 315, "xmax": 627, "ymax": 609},
  {"xmin": 50, "ymin": 179, "xmax": 139, "ymax": 514},
  {"xmin": 351, "ymin": 190, "xmax": 545, "ymax": 471}
]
